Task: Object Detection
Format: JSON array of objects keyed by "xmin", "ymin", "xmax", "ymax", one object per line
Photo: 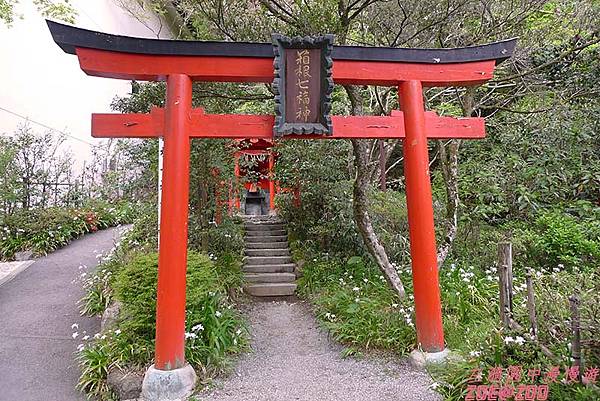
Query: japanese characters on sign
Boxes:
[
  {"xmin": 290, "ymin": 49, "xmax": 317, "ymax": 123},
  {"xmin": 272, "ymin": 34, "xmax": 334, "ymax": 136}
]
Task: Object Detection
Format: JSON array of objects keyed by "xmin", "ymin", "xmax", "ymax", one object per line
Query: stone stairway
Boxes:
[{"xmin": 242, "ymin": 217, "xmax": 297, "ymax": 297}]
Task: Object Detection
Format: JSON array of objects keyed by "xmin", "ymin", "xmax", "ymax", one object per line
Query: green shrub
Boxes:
[
  {"xmin": 0, "ymin": 201, "xmax": 135, "ymax": 260},
  {"xmin": 278, "ymin": 179, "xmax": 364, "ymax": 256},
  {"xmin": 514, "ymin": 209, "xmax": 599, "ymax": 271},
  {"xmin": 206, "ymin": 217, "xmax": 245, "ymax": 258},
  {"xmin": 77, "ymin": 251, "xmax": 247, "ymax": 400},
  {"xmin": 298, "ymin": 253, "xmax": 416, "ymax": 355}
]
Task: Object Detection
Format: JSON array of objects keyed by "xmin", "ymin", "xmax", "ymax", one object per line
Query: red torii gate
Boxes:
[{"xmin": 47, "ymin": 20, "xmax": 515, "ymax": 399}]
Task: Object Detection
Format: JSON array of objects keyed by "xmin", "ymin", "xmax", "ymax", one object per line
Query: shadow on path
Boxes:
[{"xmin": 0, "ymin": 226, "xmax": 128, "ymax": 401}]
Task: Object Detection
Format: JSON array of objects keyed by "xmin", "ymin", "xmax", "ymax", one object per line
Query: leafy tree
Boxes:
[
  {"xmin": 116, "ymin": 0, "xmax": 600, "ymax": 298},
  {"xmin": 1, "ymin": 0, "xmax": 76, "ymax": 26}
]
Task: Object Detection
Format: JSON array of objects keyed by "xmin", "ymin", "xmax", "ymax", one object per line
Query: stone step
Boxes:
[
  {"xmin": 245, "ymin": 223, "xmax": 286, "ymax": 231},
  {"xmin": 243, "ymin": 217, "xmax": 283, "ymax": 224},
  {"xmin": 246, "ymin": 242, "xmax": 288, "ymax": 249},
  {"xmin": 245, "ymin": 248, "xmax": 290, "ymax": 257},
  {"xmin": 244, "ymin": 272, "xmax": 296, "ymax": 283},
  {"xmin": 245, "ymin": 235, "xmax": 287, "ymax": 243},
  {"xmin": 245, "ymin": 256, "xmax": 292, "ymax": 265},
  {"xmin": 243, "ymin": 263, "xmax": 295, "ymax": 273},
  {"xmin": 246, "ymin": 229, "xmax": 287, "ymax": 237},
  {"xmin": 243, "ymin": 282, "xmax": 297, "ymax": 297}
]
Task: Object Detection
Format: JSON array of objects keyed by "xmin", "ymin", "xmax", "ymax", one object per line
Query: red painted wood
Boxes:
[
  {"xmin": 76, "ymin": 48, "xmax": 495, "ymax": 87},
  {"xmin": 233, "ymin": 154, "xmax": 241, "ymax": 210},
  {"xmin": 400, "ymin": 80, "xmax": 445, "ymax": 353},
  {"xmin": 155, "ymin": 74, "xmax": 192, "ymax": 370},
  {"xmin": 92, "ymin": 109, "xmax": 485, "ymax": 140},
  {"xmin": 268, "ymin": 152, "xmax": 275, "ymax": 211}
]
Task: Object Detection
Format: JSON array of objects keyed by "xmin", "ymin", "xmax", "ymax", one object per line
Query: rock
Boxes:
[
  {"xmin": 101, "ymin": 300, "xmax": 122, "ymax": 331},
  {"xmin": 14, "ymin": 250, "xmax": 34, "ymax": 261},
  {"xmin": 108, "ymin": 367, "xmax": 144, "ymax": 400}
]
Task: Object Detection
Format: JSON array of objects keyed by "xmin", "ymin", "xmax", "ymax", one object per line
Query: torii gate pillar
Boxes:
[
  {"xmin": 141, "ymin": 74, "xmax": 198, "ymax": 399},
  {"xmin": 401, "ymin": 80, "xmax": 445, "ymax": 352},
  {"xmin": 155, "ymin": 74, "xmax": 192, "ymax": 370}
]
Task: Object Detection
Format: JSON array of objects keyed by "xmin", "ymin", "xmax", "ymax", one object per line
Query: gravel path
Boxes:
[
  {"xmin": 0, "ymin": 226, "xmax": 128, "ymax": 401},
  {"xmin": 199, "ymin": 301, "xmax": 441, "ymax": 401}
]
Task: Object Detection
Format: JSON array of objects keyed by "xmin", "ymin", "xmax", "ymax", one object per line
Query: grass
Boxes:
[{"xmin": 291, "ymin": 219, "xmax": 600, "ymax": 401}]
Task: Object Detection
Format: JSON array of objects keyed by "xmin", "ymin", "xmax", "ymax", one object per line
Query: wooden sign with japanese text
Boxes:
[{"xmin": 272, "ymin": 34, "xmax": 334, "ymax": 136}]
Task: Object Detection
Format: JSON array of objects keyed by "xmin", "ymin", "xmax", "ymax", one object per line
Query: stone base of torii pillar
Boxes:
[
  {"xmin": 141, "ymin": 364, "xmax": 197, "ymax": 401},
  {"xmin": 408, "ymin": 348, "xmax": 454, "ymax": 369}
]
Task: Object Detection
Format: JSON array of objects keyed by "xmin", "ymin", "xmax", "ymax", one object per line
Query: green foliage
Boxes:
[
  {"xmin": 76, "ymin": 338, "xmax": 116, "ymax": 400},
  {"xmin": 513, "ymin": 208, "xmax": 600, "ymax": 271},
  {"xmin": 297, "ymin": 254, "xmax": 416, "ymax": 354},
  {"xmin": 1, "ymin": 0, "xmax": 76, "ymax": 26},
  {"xmin": 459, "ymin": 101, "xmax": 600, "ymax": 222},
  {"xmin": 0, "ymin": 201, "xmax": 135, "ymax": 260},
  {"xmin": 206, "ymin": 217, "xmax": 244, "ymax": 257},
  {"xmin": 77, "ymin": 251, "xmax": 247, "ymax": 400}
]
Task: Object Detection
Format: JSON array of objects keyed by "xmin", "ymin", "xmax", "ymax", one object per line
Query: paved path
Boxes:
[
  {"xmin": 199, "ymin": 301, "xmax": 441, "ymax": 401},
  {"xmin": 0, "ymin": 226, "xmax": 127, "ymax": 401}
]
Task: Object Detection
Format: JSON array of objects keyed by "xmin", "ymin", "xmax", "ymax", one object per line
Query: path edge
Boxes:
[{"xmin": 0, "ymin": 260, "xmax": 35, "ymax": 288}]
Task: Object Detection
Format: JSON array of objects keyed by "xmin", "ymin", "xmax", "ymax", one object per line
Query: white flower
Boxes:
[
  {"xmin": 72, "ymin": 332, "xmax": 79, "ymax": 339},
  {"xmin": 185, "ymin": 332, "xmax": 198, "ymax": 339},
  {"xmin": 77, "ymin": 344, "xmax": 85, "ymax": 352},
  {"xmin": 354, "ymin": 297, "xmax": 360, "ymax": 303},
  {"xmin": 391, "ymin": 303, "xmax": 398, "ymax": 308},
  {"xmin": 431, "ymin": 382, "xmax": 440, "ymax": 389},
  {"xmin": 71, "ymin": 323, "xmax": 78, "ymax": 330},
  {"xmin": 215, "ymin": 311, "xmax": 222, "ymax": 318},
  {"xmin": 352, "ymin": 287, "xmax": 360, "ymax": 292},
  {"xmin": 192, "ymin": 324, "xmax": 204, "ymax": 332},
  {"xmin": 363, "ymin": 278, "xmax": 368, "ymax": 283},
  {"xmin": 504, "ymin": 336, "xmax": 514, "ymax": 344},
  {"xmin": 514, "ymin": 336, "xmax": 525, "ymax": 346},
  {"xmin": 114, "ymin": 329, "xmax": 121, "ymax": 335},
  {"xmin": 100, "ymin": 335, "xmax": 107, "ymax": 340},
  {"xmin": 82, "ymin": 335, "xmax": 90, "ymax": 341},
  {"xmin": 469, "ymin": 350, "xmax": 481, "ymax": 357},
  {"xmin": 236, "ymin": 329, "xmax": 242, "ymax": 336}
]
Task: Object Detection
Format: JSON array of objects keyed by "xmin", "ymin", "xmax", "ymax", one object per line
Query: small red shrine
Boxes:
[{"xmin": 233, "ymin": 138, "xmax": 278, "ymax": 215}]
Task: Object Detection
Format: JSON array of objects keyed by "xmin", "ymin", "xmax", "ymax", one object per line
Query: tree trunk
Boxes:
[
  {"xmin": 436, "ymin": 87, "xmax": 475, "ymax": 267},
  {"xmin": 436, "ymin": 138, "xmax": 460, "ymax": 267},
  {"xmin": 345, "ymin": 85, "xmax": 406, "ymax": 299}
]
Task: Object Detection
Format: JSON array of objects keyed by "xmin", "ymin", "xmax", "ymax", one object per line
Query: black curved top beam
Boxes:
[{"xmin": 47, "ymin": 20, "xmax": 516, "ymax": 65}]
